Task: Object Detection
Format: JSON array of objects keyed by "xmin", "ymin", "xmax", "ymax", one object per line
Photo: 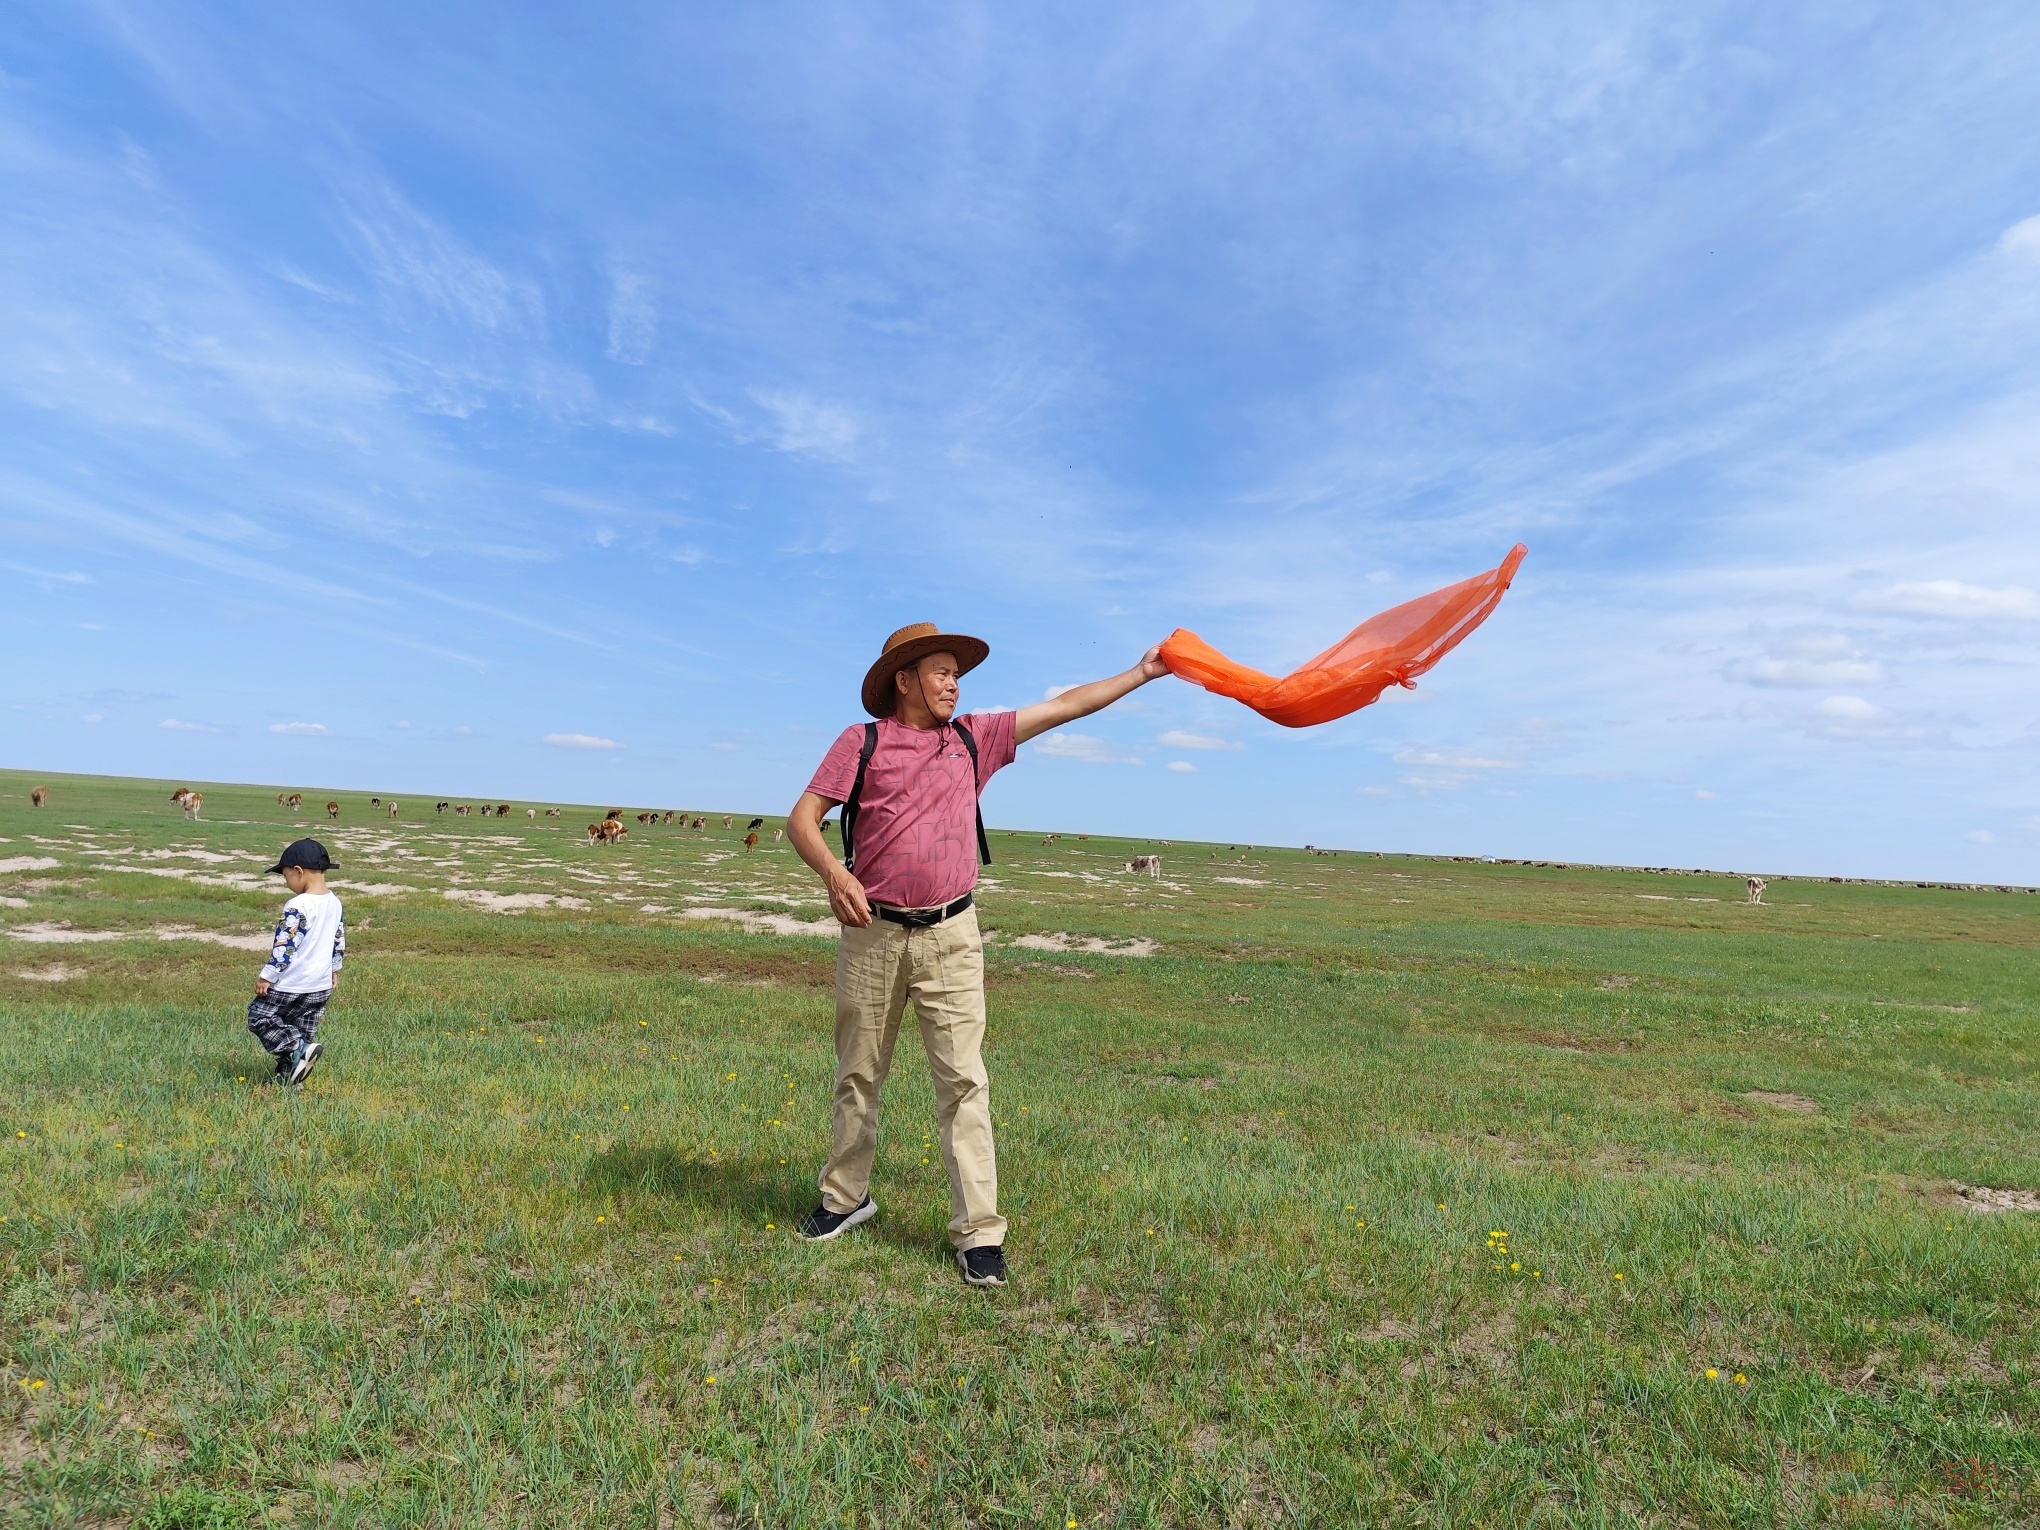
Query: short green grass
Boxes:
[{"xmin": 2, "ymin": 769, "xmax": 2036, "ymax": 1527}]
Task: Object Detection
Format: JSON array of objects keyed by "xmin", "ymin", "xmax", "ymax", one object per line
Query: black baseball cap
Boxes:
[{"xmin": 266, "ymin": 838, "xmax": 337, "ymax": 874}]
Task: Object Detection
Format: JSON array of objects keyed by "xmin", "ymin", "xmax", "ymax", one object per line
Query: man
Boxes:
[{"xmin": 786, "ymin": 621, "xmax": 1167, "ymax": 1286}]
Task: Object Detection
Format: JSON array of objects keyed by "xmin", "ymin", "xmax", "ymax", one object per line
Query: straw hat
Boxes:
[{"xmin": 861, "ymin": 621, "xmax": 990, "ymax": 718}]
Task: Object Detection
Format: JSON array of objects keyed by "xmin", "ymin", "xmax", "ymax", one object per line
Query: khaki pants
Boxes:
[{"xmin": 819, "ymin": 906, "xmax": 1005, "ymax": 1251}]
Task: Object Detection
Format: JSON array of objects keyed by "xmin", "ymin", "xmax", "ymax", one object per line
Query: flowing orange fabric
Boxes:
[{"xmin": 1159, "ymin": 544, "xmax": 1527, "ymax": 728}]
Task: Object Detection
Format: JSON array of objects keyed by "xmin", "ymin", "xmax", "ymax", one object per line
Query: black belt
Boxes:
[{"xmin": 874, "ymin": 892, "xmax": 973, "ymax": 929}]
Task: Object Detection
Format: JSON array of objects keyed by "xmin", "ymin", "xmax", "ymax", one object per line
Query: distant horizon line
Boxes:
[{"xmin": 4, "ymin": 766, "xmax": 2033, "ymax": 896}]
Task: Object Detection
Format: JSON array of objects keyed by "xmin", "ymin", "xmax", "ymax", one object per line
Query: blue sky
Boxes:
[{"xmin": 5, "ymin": 3, "xmax": 2039, "ymax": 880}]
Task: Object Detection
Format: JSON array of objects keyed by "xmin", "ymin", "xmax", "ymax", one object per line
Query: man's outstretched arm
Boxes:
[
  {"xmin": 787, "ymin": 790, "xmax": 873, "ymax": 928},
  {"xmin": 1013, "ymin": 644, "xmax": 1170, "ymax": 745}
]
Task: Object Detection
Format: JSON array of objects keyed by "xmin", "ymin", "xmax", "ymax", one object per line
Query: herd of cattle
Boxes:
[{"xmin": 582, "ymin": 809, "xmax": 779, "ymax": 848}]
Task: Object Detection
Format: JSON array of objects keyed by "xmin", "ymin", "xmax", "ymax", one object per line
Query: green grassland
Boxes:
[{"xmin": 2, "ymin": 768, "xmax": 2036, "ymax": 1528}]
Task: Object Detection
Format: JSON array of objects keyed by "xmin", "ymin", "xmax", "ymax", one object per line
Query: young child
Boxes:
[{"xmin": 248, "ymin": 838, "xmax": 345, "ymax": 1087}]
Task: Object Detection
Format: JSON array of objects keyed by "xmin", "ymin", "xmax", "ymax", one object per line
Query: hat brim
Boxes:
[{"xmin": 861, "ymin": 633, "xmax": 990, "ymax": 718}]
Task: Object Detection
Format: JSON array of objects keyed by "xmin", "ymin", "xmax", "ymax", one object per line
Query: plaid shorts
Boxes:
[{"xmin": 246, "ymin": 988, "xmax": 330, "ymax": 1060}]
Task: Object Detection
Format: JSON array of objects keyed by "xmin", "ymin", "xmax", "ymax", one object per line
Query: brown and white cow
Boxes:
[
  {"xmin": 1746, "ymin": 876, "xmax": 1767, "ymax": 905},
  {"xmin": 326, "ymin": 800, "xmax": 340, "ymax": 820},
  {"xmin": 1124, "ymin": 855, "xmax": 1161, "ymax": 878}
]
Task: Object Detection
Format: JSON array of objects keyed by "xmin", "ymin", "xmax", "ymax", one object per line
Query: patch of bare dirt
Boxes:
[
  {"xmin": 1008, "ymin": 931, "xmax": 1157, "ymax": 957},
  {"xmin": 445, "ymin": 889, "xmax": 591, "ymax": 914},
  {"xmin": 1743, "ymin": 1091, "xmax": 1821, "ymax": 1113},
  {"xmin": 1954, "ymin": 1183, "xmax": 2040, "ymax": 1213},
  {"xmin": 13, "ymin": 964, "xmax": 84, "ymax": 982}
]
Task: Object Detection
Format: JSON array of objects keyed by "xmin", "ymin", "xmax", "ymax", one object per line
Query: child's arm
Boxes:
[
  {"xmin": 257, "ymin": 908, "xmax": 305, "ymax": 997},
  {"xmin": 329, "ymin": 914, "xmax": 345, "ymax": 993}
]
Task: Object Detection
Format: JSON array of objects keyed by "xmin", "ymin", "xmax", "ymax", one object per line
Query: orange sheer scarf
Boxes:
[{"xmin": 1158, "ymin": 544, "xmax": 1526, "ymax": 728}]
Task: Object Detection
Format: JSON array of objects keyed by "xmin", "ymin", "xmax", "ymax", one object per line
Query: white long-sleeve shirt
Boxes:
[{"xmin": 260, "ymin": 891, "xmax": 345, "ymax": 994}]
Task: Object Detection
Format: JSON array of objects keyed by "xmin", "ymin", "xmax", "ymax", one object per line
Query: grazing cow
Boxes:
[
  {"xmin": 746, "ymin": 816, "xmax": 764, "ymax": 831},
  {"xmin": 1042, "ymin": 833, "xmax": 1061, "ymax": 845},
  {"xmin": 455, "ymin": 804, "xmax": 470, "ymax": 816},
  {"xmin": 276, "ymin": 792, "xmax": 288, "ymax": 806},
  {"xmin": 545, "ymin": 807, "xmax": 561, "ymax": 818},
  {"xmin": 31, "ymin": 785, "xmax": 47, "ymax": 807},
  {"xmin": 172, "ymin": 788, "xmax": 192, "ymax": 807},
  {"xmin": 636, "ymin": 812, "xmax": 653, "ymax": 825},
  {"xmin": 497, "ymin": 805, "xmax": 510, "ymax": 817},
  {"xmin": 1124, "ymin": 855, "xmax": 1161, "ymax": 878},
  {"xmin": 183, "ymin": 791, "xmax": 204, "ymax": 821},
  {"xmin": 605, "ymin": 809, "xmax": 624, "ymax": 823},
  {"xmin": 326, "ymin": 801, "xmax": 340, "ymax": 820},
  {"xmin": 692, "ymin": 816, "xmax": 705, "ymax": 830},
  {"xmin": 371, "ymin": 797, "xmax": 382, "ymax": 807},
  {"xmin": 602, "ymin": 819, "xmax": 627, "ymax": 844},
  {"xmin": 526, "ymin": 808, "xmax": 536, "ymax": 819},
  {"xmin": 585, "ymin": 822, "xmax": 603, "ymax": 844},
  {"xmin": 722, "ymin": 815, "xmax": 733, "ymax": 829},
  {"xmin": 437, "ymin": 801, "xmax": 450, "ymax": 814},
  {"xmin": 1746, "ymin": 876, "xmax": 1767, "ymax": 905},
  {"xmin": 743, "ymin": 832, "xmax": 759, "ymax": 851},
  {"xmin": 662, "ymin": 810, "xmax": 676, "ymax": 825},
  {"xmin": 387, "ymin": 802, "xmax": 399, "ymax": 818},
  {"xmin": 773, "ymin": 829, "xmax": 784, "ymax": 842},
  {"xmin": 287, "ymin": 793, "xmax": 303, "ymax": 811}
]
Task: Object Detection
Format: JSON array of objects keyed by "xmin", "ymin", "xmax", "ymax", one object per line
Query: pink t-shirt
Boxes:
[{"xmin": 806, "ymin": 712, "xmax": 1017, "ymax": 909}]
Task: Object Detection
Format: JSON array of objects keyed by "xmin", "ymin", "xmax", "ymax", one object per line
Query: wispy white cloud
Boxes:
[
  {"xmin": 605, "ymin": 270, "xmax": 656, "ymax": 364},
  {"xmin": 1, "ymin": 561, "xmax": 91, "ymax": 584},
  {"xmin": 1393, "ymin": 748, "xmax": 1516, "ymax": 771},
  {"xmin": 1166, "ymin": 760, "xmax": 1197, "ymax": 773},
  {"xmin": 1727, "ymin": 630, "xmax": 1886, "ymax": 688},
  {"xmin": 269, "ymin": 722, "xmax": 329, "ymax": 735},
  {"xmin": 1808, "ymin": 695, "xmax": 1928, "ymax": 743},
  {"xmin": 159, "ymin": 718, "xmax": 208, "ymax": 731},
  {"xmin": 1031, "ymin": 732, "xmax": 1142, "ymax": 765},
  {"xmin": 1158, "ymin": 729, "xmax": 1243, "ymax": 751},
  {"xmin": 338, "ymin": 173, "xmax": 541, "ymax": 335},
  {"xmin": 750, "ymin": 389, "xmax": 861, "ymax": 461},
  {"xmin": 1853, "ymin": 580, "xmax": 2040, "ymax": 621},
  {"xmin": 1964, "ymin": 829, "xmax": 1996, "ymax": 844},
  {"xmin": 544, "ymin": 732, "xmax": 621, "ymax": 749}
]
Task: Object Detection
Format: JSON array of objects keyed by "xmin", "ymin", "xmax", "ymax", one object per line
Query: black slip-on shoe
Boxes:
[
  {"xmin": 957, "ymin": 1245, "xmax": 1008, "ymax": 1287},
  {"xmin": 797, "ymin": 1195, "xmax": 876, "ymax": 1242},
  {"xmin": 288, "ymin": 1040, "xmax": 323, "ymax": 1087}
]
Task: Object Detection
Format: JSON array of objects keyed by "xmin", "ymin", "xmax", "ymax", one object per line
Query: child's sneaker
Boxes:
[{"xmin": 288, "ymin": 1040, "xmax": 324, "ymax": 1086}]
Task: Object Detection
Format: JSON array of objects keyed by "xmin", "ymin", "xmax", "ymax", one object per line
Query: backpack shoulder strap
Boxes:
[
  {"xmin": 840, "ymin": 722, "xmax": 880, "ymax": 872},
  {"xmin": 949, "ymin": 719, "xmax": 993, "ymax": 868}
]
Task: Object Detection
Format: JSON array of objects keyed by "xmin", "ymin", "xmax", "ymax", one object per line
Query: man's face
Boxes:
[{"xmin": 896, "ymin": 651, "xmax": 960, "ymax": 722}]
